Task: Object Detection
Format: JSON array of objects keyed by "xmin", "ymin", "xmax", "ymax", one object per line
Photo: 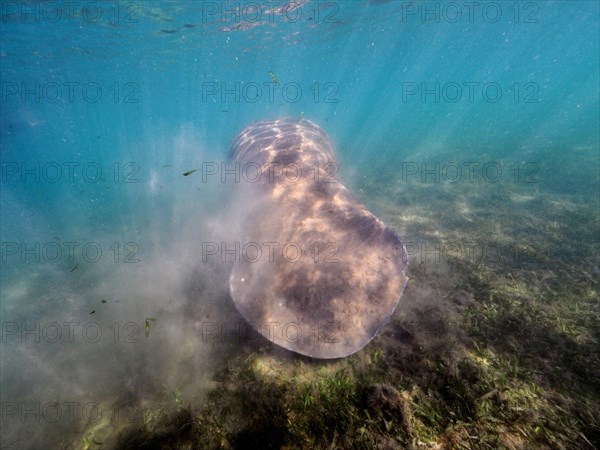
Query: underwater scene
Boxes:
[{"xmin": 0, "ymin": 1, "xmax": 598, "ymax": 449}]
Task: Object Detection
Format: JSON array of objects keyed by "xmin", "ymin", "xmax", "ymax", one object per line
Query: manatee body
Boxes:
[{"xmin": 228, "ymin": 118, "xmax": 408, "ymax": 359}]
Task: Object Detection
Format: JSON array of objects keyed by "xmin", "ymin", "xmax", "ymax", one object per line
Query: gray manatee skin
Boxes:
[{"xmin": 228, "ymin": 118, "xmax": 408, "ymax": 359}]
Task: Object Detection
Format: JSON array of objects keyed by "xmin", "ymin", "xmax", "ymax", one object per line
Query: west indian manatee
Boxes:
[{"xmin": 228, "ymin": 118, "xmax": 408, "ymax": 359}]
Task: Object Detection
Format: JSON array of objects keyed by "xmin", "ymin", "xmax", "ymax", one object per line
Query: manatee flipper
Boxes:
[{"xmin": 228, "ymin": 118, "xmax": 408, "ymax": 359}]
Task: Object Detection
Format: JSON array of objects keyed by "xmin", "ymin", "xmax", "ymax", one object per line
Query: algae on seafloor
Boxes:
[{"xmin": 112, "ymin": 170, "xmax": 599, "ymax": 449}]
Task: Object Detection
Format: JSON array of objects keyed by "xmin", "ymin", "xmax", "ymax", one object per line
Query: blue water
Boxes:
[{"xmin": 1, "ymin": 1, "xmax": 599, "ymax": 448}]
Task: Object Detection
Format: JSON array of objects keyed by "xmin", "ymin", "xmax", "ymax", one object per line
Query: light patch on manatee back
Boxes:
[{"xmin": 228, "ymin": 118, "xmax": 408, "ymax": 359}]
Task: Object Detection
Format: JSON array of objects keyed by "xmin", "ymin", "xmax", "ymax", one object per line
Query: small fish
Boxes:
[
  {"xmin": 222, "ymin": 109, "xmax": 230, "ymax": 113},
  {"xmin": 145, "ymin": 317, "xmax": 156, "ymax": 337},
  {"xmin": 296, "ymin": 112, "xmax": 304, "ymax": 122},
  {"xmin": 161, "ymin": 29, "xmax": 178, "ymax": 34},
  {"xmin": 53, "ymin": 236, "xmax": 61, "ymax": 241},
  {"xmin": 183, "ymin": 169, "xmax": 198, "ymax": 177},
  {"xmin": 101, "ymin": 299, "xmax": 108, "ymax": 304},
  {"xmin": 162, "ymin": 164, "xmax": 172, "ymax": 168},
  {"xmin": 70, "ymin": 265, "xmax": 79, "ymax": 272},
  {"xmin": 90, "ymin": 310, "xmax": 95, "ymax": 315},
  {"xmin": 269, "ymin": 70, "xmax": 280, "ymax": 86},
  {"xmin": 183, "ymin": 23, "xmax": 195, "ymax": 29}
]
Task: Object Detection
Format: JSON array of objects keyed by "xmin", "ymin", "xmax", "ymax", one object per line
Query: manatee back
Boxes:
[{"xmin": 228, "ymin": 118, "xmax": 408, "ymax": 359}]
